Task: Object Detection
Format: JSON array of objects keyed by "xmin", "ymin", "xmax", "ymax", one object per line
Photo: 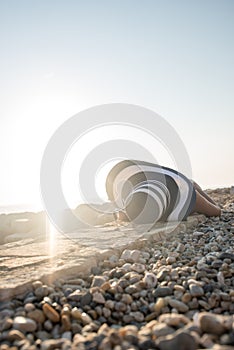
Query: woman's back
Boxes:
[{"xmin": 106, "ymin": 159, "xmax": 196, "ymax": 225}]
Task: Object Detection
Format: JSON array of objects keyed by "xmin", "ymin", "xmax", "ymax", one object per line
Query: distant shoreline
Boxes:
[
  {"xmin": 0, "ymin": 204, "xmax": 43, "ymax": 214},
  {"xmin": 0, "ymin": 186, "xmax": 232, "ymax": 215}
]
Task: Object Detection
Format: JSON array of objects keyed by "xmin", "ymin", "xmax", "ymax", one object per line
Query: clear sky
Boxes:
[{"xmin": 0, "ymin": 0, "xmax": 233, "ymax": 209}]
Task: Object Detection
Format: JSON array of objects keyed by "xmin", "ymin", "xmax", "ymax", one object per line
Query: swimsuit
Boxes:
[{"xmin": 106, "ymin": 159, "xmax": 196, "ymax": 225}]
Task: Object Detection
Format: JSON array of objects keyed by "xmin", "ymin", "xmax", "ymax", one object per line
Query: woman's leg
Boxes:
[
  {"xmin": 191, "ymin": 180, "xmax": 217, "ymax": 205},
  {"xmin": 192, "ymin": 190, "xmax": 221, "ymax": 217}
]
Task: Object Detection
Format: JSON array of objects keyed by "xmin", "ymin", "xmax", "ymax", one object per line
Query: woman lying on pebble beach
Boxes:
[{"xmin": 105, "ymin": 159, "xmax": 221, "ymax": 226}]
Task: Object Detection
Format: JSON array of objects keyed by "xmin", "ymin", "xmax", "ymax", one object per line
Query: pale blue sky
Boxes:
[{"xmin": 0, "ymin": 0, "xmax": 233, "ymax": 207}]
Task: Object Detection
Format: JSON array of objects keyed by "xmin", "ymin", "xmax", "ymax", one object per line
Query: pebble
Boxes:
[
  {"xmin": 130, "ymin": 311, "xmax": 144, "ymax": 322},
  {"xmin": 32, "ymin": 280, "xmax": 43, "ymax": 290},
  {"xmin": 122, "ymin": 263, "xmax": 132, "ymax": 271},
  {"xmin": 168, "ymin": 299, "xmax": 189, "ymax": 313},
  {"xmin": 143, "ymin": 272, "xmax": 157, "ymax": 288},
  {"xmin": 44, "ymin": 320, "xmax": 53, "ymax": 331},
  {"xmin": 91, "ymin": 276, "xmax": 107, "ymax": 288},
  {"xmin": 189, "ymin": 284, "xmax": 204, "ymax": 297},
  {"xmin": 81, "ymin": 312, "xmax": 92, "ymax": 325},
  {"xmin": 7, "ymin": 329, "xmax": 25, "ymax": 341},
  {"xmin": 157, "ymin": 269, "xmax": 170, "ymax": 282},
  {"xmin": 217, "ymin": 271, "xmax": 225, "ymax": 284},
  {"xmin": 34, "ymin": 285, "xmax": 49, "ymax": 299},
  {"xmin": 156, "ymin": 331, "xmax": 197, "ymax": 350},
  {"xmin": 24, "ymin": 303, "xmax": 35, "ymax": 312},
  {"xmin": 198, "ymin": 312, "xmax": 228, "ymax": 335},
  {"xmin": 36, "ymin": 330, "xmax": 51, "ymax": 341},
  {"xmin": 42, "ymin": 303, "xmax": 60, "ymax": 323},
  {"xmin": 92, "ymin": 291, "xmax": 106, "ymax": 304},
  {"xmin": 0, "ymin": 317, "xmax": 13, "ymax": 331},
  {"xmin": 81, "ymin": 292, "xmax": 93, "ymax": 306},
  {"xmin": 102, "ymin": 307, "xmax": 111, "ymax": 318},
  {"xmin": 0, "ymin": 309, "xmax": 14, "ymax": 318},
  {"xmin": 13, "ymin": 316, "xmax": 37, "ymax": 332},
  {"xmin": 219, "ymin": 252, "xmax": 234, "ymax": 261},
  {"xmin": 159, "ymin": 313, "xmax": 190, "ymax": 326},
  {"xmin": 152, "ymin": 323, "xmax": 174, "ymax": 337},
  {"xmin": 176, "ymin": 243, "xmax": 185, "ymax": 253},
  {"xmin": 62, "ymin": 331, "xmax": 72, "ymax": 340},
  {"xmin": 71, "ymin": 307, "xmax": 82, "ymax": 320},
  {"xmin": 40, "ymin": 339, "xmax": 66, "ymax": 350},
  {"xmin": 61, "ymin": 314, "xmax": 71, "ymax": 331},
  {"xmin": 67, "ymin": 290, "xmax": 92, "ymax": 306},
  {"xmin": 154, "ymin": 298, "xmax": 165, "ymax": 312},
  {"xmin": 200, "ymin": 333, "xmax": 215, "ymax": 348},
  {"xmin": 153, "ymin": 286, "xmax": 172, "ymax": 297},
  {"xmin": 131, "ymin": 263, "xmax": 145, "ymax": 273},
  {"xmin": 182, "ymin": 292, "xmax": 192, "ymax": 303},
  {"xmin": 166, "ymin": 256, "xmax": 176, "ymax": 264},
  {"xmin": 120, "ymin": 249, "xmax": 141, "ymax": 262},
  {"xmin": 121, "ymin": 294, "xmax": 133, "ymax": 304},
  {"xmin": 27, "ymin": 309, "xmax": 45, "ymax": 323}
]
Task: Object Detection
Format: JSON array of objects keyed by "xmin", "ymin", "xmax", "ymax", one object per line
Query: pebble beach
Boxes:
[{"xmin": 0, "ymin": 188, "xmax": 234, "ymax": 350}]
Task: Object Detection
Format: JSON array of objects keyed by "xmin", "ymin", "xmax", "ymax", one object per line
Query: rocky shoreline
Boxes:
[{"xmin": 0, "ymin": 188, "xmax": 233, "ymax": 349}]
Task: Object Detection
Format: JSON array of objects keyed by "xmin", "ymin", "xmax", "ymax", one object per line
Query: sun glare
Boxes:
[
  {"xmin": 47, "ymin": 219, "xmax": 58, "ymax": 257},
  {"xmin": 61, "ymin": 124, "xmax": 177, "ymax": 209}
]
